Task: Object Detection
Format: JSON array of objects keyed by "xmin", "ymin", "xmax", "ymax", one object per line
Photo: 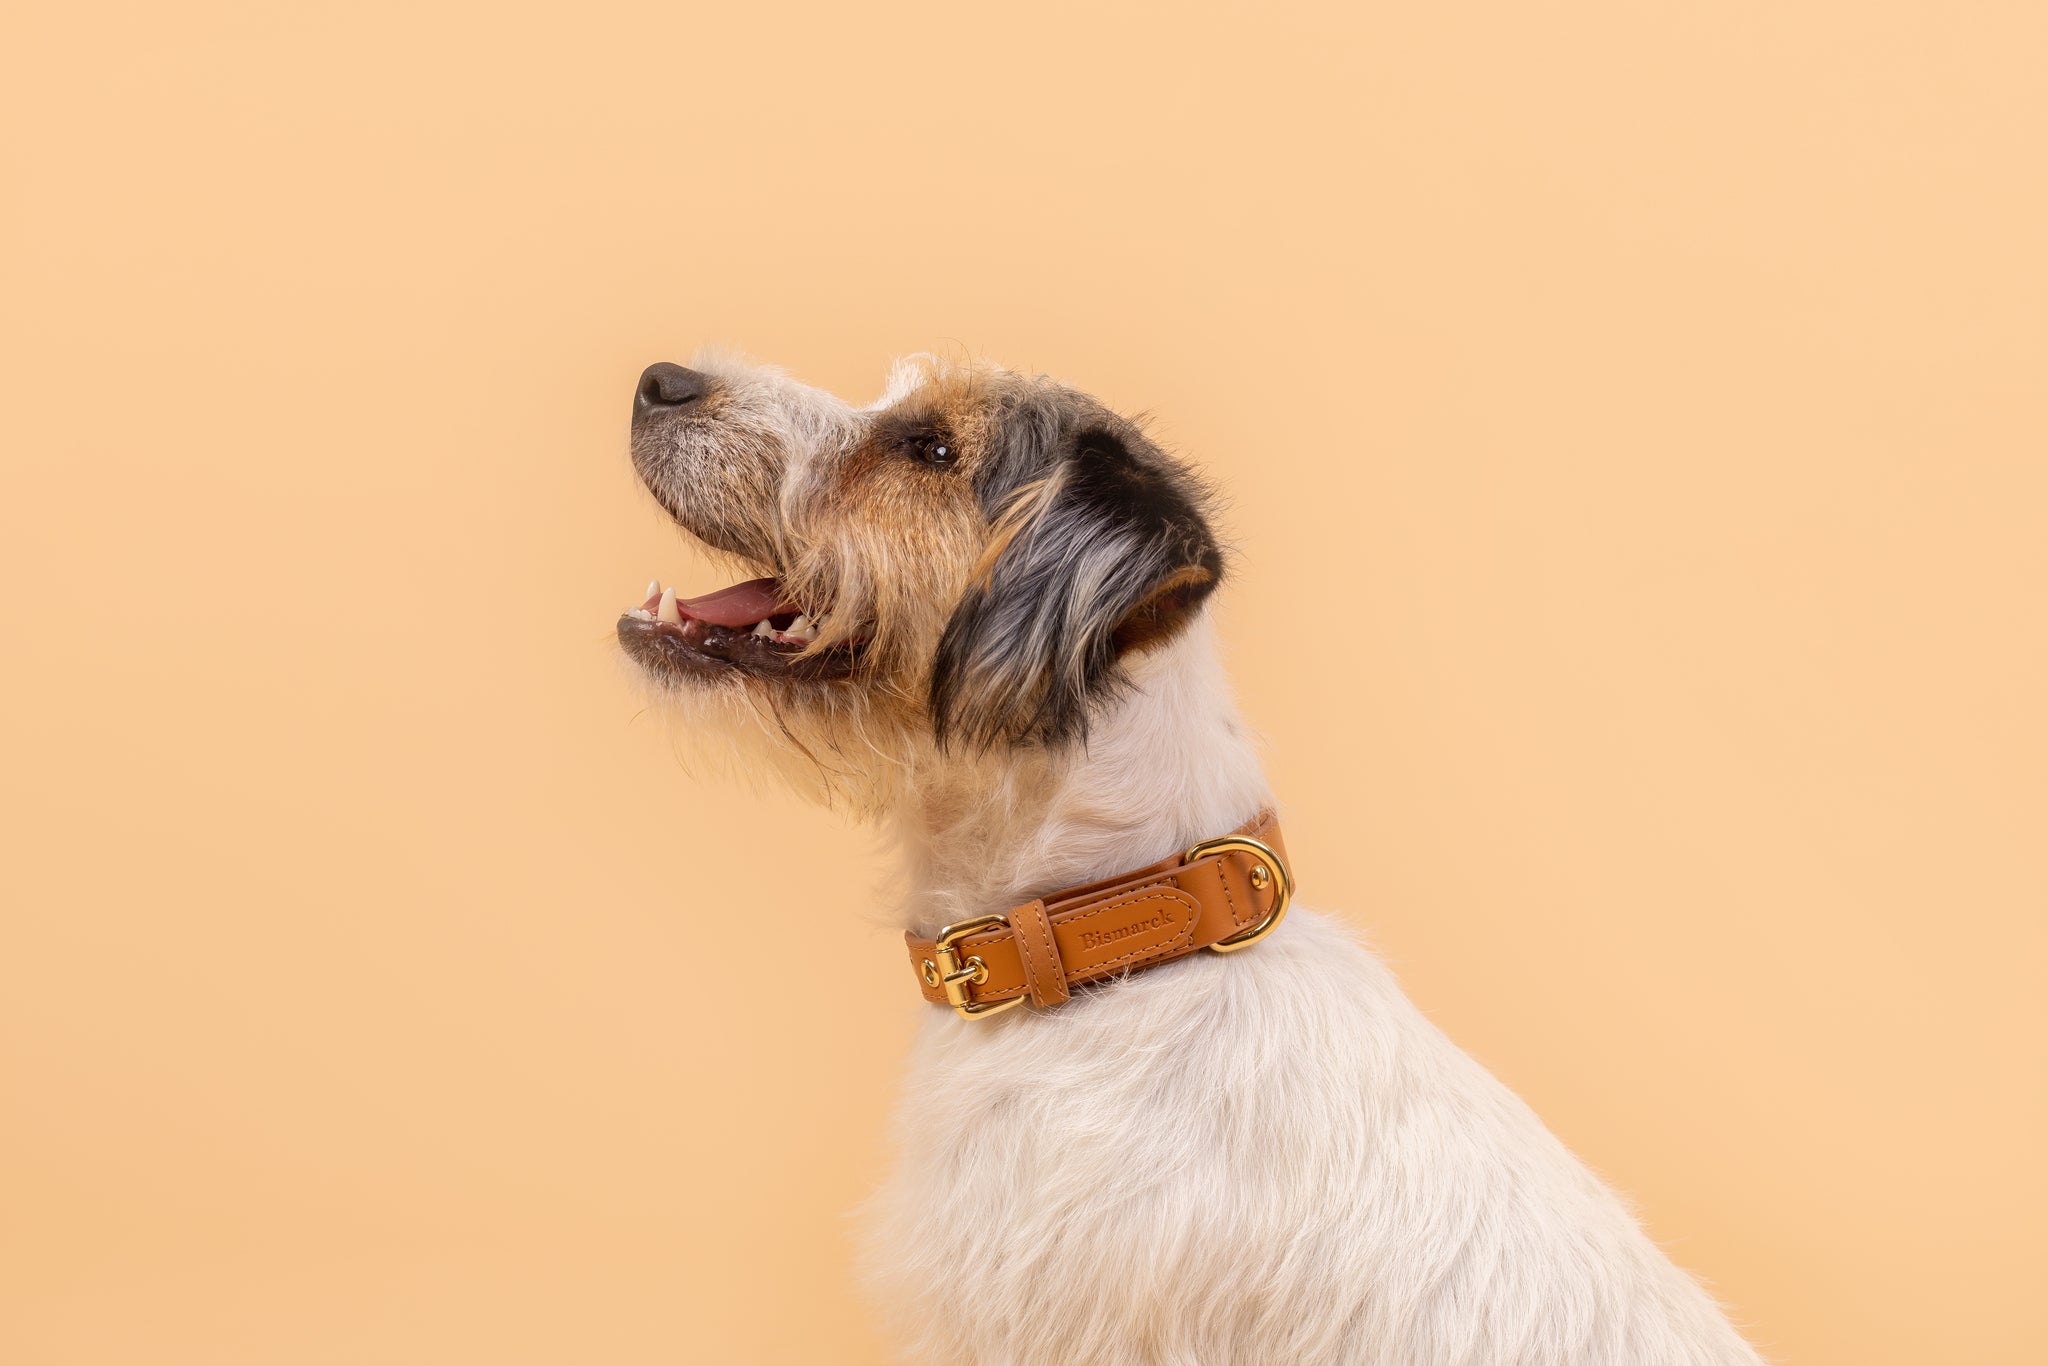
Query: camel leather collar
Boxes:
[{"xmin": 903, "ymin": 811, "xmax": 1293, "ymax": 1019}]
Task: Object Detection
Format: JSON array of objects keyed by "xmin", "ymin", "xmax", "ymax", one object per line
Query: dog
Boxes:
[{"xmin": 616, "ymin": 350, "xmax": 1765, "ymax": 1365}]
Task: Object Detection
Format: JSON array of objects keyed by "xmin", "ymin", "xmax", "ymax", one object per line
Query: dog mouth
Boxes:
[{"xmin": 616, "ymin": 575, "xmax": 861, "ymax": 682}]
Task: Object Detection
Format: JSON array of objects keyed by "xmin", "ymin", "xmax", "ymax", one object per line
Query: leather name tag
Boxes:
[{"xmin": 1051, "ymin": 886, "xmax": 1199, "ymax": 976}]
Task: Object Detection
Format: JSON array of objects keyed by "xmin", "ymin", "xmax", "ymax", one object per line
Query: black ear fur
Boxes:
[{"xmin": 929, "ymin": 427, "xmax": 1223, "ymax": 750}]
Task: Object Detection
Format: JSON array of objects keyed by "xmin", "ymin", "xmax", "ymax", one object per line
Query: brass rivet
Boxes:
[
  {"xmin": 1250, "ymin": 864, "xmax": 1272, "ymax": 890},
  {"xmin": 966, "ymin": 956, "xmax": 990, "ymax": 985},
  {"xmin": 920, "ymin": 959, "xmax": 941, "ymax": 987}
]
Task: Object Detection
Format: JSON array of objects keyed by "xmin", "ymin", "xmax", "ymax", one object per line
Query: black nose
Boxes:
[{"xmin": 635, "ymin": 362, "xmax": 710, "ymax": 418}]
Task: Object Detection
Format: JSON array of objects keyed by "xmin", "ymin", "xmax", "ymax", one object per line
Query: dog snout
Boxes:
[{"xmin": 635, "ymin": 363, "xmax": 712, "ymax": 421}]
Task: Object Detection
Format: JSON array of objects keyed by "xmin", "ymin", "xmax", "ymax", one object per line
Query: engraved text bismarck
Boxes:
[{"xmin": 1076, "ymin": 905, "xmax": 1175, "ymax": 953}]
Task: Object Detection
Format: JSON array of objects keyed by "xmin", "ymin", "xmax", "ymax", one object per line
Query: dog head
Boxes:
[{"xmin": 618, "ymin": 351, "xmax": 1222, "ymax": 806}]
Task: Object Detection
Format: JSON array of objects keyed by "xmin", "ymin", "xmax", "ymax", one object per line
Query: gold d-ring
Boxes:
[{"xmin": 1183, "ymin": 834, "xmax": 1293, "ymax": 953}]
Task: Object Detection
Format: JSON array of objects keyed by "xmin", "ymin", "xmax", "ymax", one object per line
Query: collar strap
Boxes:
[{"xmin": 903, "ymin": 811, "xmax": 1293, "ymax": 1019}]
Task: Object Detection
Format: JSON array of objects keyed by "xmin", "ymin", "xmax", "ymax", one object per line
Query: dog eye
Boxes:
[{"xmin": 914, "ymin": 436, "xmax": 957, "ymax": 468}]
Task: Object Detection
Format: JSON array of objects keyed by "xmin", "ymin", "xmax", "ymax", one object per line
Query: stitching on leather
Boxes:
[
  {"xmin": 1046, "ymin": 872, "xmax": 1179, "ymax": 915},
  {"xmin": 1216, "ymin": 857, "xmax": 1248, "ymax": 929},
  {"xmin": 1059, "ymin": 890, "xmax": 1197, "ymax": 971},
  {"xmin": 1058, "ymin": 886, "xmax": 1193, "ymax": 934},
  {"xmin": 1014, "ymin": 905, "xmax": 1046, "ymax": 1001},
  {"xmin": 1017, "ymin": 900, "xmax": 1068, "ymax": 1004}
]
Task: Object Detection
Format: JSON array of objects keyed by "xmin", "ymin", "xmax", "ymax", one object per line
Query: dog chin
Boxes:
[
  {"xmin": 615, "ymin": 615, "xmax": 861, "ymax": 686},
  {"xmin": 614, "ymin": 574, "xmax": 907, "ymax": 811},
  {"xmin": 621, "ymin": 646, "xmax": 904, "ymax": 817}
]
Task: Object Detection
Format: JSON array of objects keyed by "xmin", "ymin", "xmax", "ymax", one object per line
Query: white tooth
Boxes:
[
  {"xmin": 788, "ymin": 615, "xmax": 811, "ymax": 634},
  {"xmin": 657, "ymin": 587, "xmax": 681, "ymax": 624},
  {"xmin": 645, "ymin": 579, "xmax": 660, "ymax": 599},
  {"xmin": 752, "ymin": 620, "xmax": 775, "ymax": 637}
]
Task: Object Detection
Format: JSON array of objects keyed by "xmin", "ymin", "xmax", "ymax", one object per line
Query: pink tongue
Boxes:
[{"xmin": 678, "ymin": 577, "xmax": 799, "ymax": 626}]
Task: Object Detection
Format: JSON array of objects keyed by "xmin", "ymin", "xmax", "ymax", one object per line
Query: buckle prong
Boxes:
[{"xmin": 928, "ymin": 915, "xmax": 1027, "ymax": 1020}]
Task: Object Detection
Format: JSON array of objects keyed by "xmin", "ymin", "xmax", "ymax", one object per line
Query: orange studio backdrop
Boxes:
[{"xmin": 3, "ymin": 2, "xmax": 2045, "ymax": 1363}]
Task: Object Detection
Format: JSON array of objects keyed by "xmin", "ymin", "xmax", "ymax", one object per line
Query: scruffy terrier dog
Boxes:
[{"xmin": 617, "ymin": 351, "xmax": 1763, "ymax": 1365}]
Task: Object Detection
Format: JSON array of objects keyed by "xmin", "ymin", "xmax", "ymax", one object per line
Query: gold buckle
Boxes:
[
  {"xmin": 920, "ymin": 915, "xmax": 1028, "ymax": 1020},
  {"xmin": 1184, "ymin": 834, "xmax": 1293, "ymax": 953}
]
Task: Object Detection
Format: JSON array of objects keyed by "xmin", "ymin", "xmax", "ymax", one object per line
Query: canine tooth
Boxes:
[
  {"xmin": 645, "ymin": 579, "xmax": 660, "ymax": 599},
  {"xmin": 657, "ymin": 586, "xmax": 681, "ymax": 624}
]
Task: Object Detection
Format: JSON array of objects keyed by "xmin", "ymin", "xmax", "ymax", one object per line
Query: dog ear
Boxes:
[{"xmin": 930, "ymin": 426, "xmax": 1223, "ymax": 750}]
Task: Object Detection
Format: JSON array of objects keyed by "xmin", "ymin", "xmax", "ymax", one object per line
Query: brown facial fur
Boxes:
[{"xmin": 782, "ymin": 370, "xmax": 1025, "ymax": 668}]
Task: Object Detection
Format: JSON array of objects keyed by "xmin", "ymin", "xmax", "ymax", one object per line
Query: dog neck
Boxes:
[{"xmin": 891, "ymin": 613, "xmax": 1272, "ymax": 936}]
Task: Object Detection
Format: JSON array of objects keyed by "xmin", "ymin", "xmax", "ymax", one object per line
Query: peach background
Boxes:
[{"xmin": 4, "ymin": 2, "xmax": 2045, "ymax": 1363}]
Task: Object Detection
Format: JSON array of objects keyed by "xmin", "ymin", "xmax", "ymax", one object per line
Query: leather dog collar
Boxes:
[{"xmin": 903, "ymin": 811, "xmax": 1292, "ymax": 1018}]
